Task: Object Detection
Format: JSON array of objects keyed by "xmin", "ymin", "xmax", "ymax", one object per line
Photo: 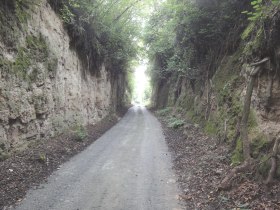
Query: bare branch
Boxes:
[{"xmin": 250, "ymin": 57, "xmax": 270, "ymax": 67}]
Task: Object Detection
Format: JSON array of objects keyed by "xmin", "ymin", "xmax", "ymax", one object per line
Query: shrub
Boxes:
[
  {"xmin": 74, "ymin": 126, "xmax": 88, "ymax": 141},
  {"xmin": 156, "ymin": 107, "xmax": 172, "ymax": 116},
  {"xmin": 167, "ymin": 117, "xmax": 184, "ymax": 129}
]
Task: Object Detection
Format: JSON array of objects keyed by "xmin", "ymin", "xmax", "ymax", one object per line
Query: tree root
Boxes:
[
  {"xmin": 220, "ymin": 138, "xmax": 279, "ymax": 189},
  {"xmin": 265, "ymin": 138, "xmax": 279, "ymax": 185},
  {"xmin": 220, "ymin": 58, "xmax": 272, "ymax": 190},
  {"xmin": 219, "ymin": 158, "xmax": 254, "ymax": 190}
]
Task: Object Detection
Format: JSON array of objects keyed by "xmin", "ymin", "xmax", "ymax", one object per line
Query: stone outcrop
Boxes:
[{"xmin": 0, "ymin": 1, "xmax": 126, "ymax": 154}]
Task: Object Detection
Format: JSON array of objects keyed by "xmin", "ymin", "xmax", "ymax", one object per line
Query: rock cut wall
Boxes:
[{"xmin": 0, "ymin": 1, "xmax": 125, "ymax": 153}]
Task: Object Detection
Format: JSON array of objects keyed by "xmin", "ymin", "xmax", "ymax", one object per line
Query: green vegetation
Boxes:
[
  {"xmin": 12, "ymin": 34, "xmax": 49, "ymax": 81},
  {"xmin": 156, "ymin": 107, "xmax": 172, "ymax": 117},
  {"xmin": 26, "ymin": 35, "xmax": 48, "ymax": 62},
  {"xmin": 241, "ymin": 0, "xmax": 280, "ymax": 60},
  {"xmin": 45, "ymin": 0, "xmax": 155, "ymax": 101},
  {"xmin": 156, "ymin": 107, "xmax": 185, "ymax": 129},
  {"xmin": 145, "ymin": 0, "xmax": 249, "ymax": 85},
  {"xmin": 1, "ymin": 0, "xmax": 152, "ymax": 103},
  {"xmin": 143, "ymin": 86, "xmax": 152, "ymax": 105},
  {"xmin": 204, "ymin": 121, "xmax": 218, "ymax": 136},
  {"xmin": 37, "ymin": 152, "xmax": 47, "ymax": 163},
  {"xmin": 242, "ymin": 0, "xmax": 280, "ymax": 21},
  {"xmin": 74, "ymin": 125, "xmax": 88, "ymax": 142},
  {"xmin": 231, "ymin": 138, "xmax": 244, "ymax": 165},
  {"xmin": 47, "ymin": 0, "xmax": 147, "ymax": 77},
  {"xmin": 13, "ymin": 47, "xmax": 32, "ymax": 79},
  {"xmin": 15, "ymin": 0, "xmax": 34, "ymax": 23},
  {"xmin": 167, "ymin": 117, "xmax": 184, "ymax": 129},
  {"xmin": 0, "ymin": 0, "xmax": 37, "ymax": 38},
  {"xmin": 126, "ymin": 70, "xmax": 135, "ymax": 103},
  {"xmin": 145, "ymin": 0, "xmax": 280, "ymax": 173},
  {"xmin": 242, "ymin": 26, "xmax": 265, "ymax": 58},
  {"xmin": 251, "ymin": 133, "xmax": 269, "ymax": 158},
  {"xmin": 186, "ymin": 110, "xmax": 201, "ymax": 124}
]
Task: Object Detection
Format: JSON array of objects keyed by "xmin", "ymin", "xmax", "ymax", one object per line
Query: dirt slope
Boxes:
[{"xmin": 158, "ymin": 115, "xmax": 280, "ymax": 210}]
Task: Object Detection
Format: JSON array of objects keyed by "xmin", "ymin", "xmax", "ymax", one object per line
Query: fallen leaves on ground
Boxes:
[{"xmin": 158, "ymin": 116, "xmax": 280, "ymax": 210}]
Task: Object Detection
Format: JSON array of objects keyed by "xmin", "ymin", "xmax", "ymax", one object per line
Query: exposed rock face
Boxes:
[
  {"xmin": 152, "ymin": 54, "xmax": 280, "ymax": 140},
  {"xmin": 0, "ymin": 1, "xmax": 126, "ymax": 153},
  {"xmin": 250, "ymin": 71, "xmax": 280, "ymax": 137}
]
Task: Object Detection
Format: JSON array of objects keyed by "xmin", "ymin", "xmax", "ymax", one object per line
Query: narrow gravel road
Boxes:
[{"xmin": 13, "ymin": 106, "xmax": 182, "ymax": 210}]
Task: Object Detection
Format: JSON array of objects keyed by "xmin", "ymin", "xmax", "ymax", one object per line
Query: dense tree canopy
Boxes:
[
  {"xmin": 145, "ymin": 0, "xmax": 280, "ymax": 86},
  {"xmin": 144, "ymin": 0, "xmax": 254, "ymax": 83},
  {"xmin": 46, "ymin": 0, "xmax": 152, "ymax": 75}
]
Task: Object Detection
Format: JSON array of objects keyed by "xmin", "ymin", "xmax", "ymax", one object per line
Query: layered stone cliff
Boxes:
[{"xmin": 0, "ymin": 1, "xmax": 127, "ymax": 154}]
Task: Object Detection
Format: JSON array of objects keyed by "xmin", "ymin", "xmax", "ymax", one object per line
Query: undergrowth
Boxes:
[
  {"xmin": 156, "ymin": 107, "xmax": 185, "ymax": 129},
  {"xmin": 167, "ymin": 117, "xmax": 185, "ymax": 129},
  {"xmin": 73, "ymin": 125, "xmax": 88, "ymax": 141},
  {"xmin": 156, "ymin": 107, "xmax": 172, "ymax": 117}
]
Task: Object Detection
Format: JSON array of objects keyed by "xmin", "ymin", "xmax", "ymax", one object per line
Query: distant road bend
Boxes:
[{"xmin": 13, "ymin": 106, "xmax": 182, "ymax": 210}]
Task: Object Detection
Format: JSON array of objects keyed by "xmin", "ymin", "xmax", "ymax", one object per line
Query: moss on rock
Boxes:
[
  {"xmin": 242, "ymin": 26, "xmax": 265, "ymax": 58},
  {"xmin": 13, "ymin": 47, "xmax": 32, "ymax": 79},
  {"xmin": 10, "ymin": 34, "xmax": 50, "ymax": 81},
  {"xmin": 26, "ymin": 35, "xmax": 49, "ymax": 62}
]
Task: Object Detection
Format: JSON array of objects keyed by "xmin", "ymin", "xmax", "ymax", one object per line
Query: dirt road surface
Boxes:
[{"xmin": 13, "ymin": 106, "xmax": 182, "ymax": 210}]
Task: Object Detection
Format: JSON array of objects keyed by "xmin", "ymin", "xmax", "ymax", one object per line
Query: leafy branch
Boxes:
[{"xmin": 242, "ymin": 0, "xmax": 280, "ymax": 21}]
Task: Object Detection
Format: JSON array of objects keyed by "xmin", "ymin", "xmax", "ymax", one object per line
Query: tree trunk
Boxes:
[
  {"xmin": 265, "ymin": 138, "xmax": 279, "ymax": 185},
  {"xmin": 241, "ymin": 65, "xmax": 264, "ymax": 160},
  {"xmin": 219, "ymin": 159, "xmax": 252, "ymax": 190},
  {"xmin": 205, "ymin": 79, "xmax": 212, "ymax": 120},
  {"xmin": 240, "ymin": 74, "xmax": 256, "ymax": 160},
  {"xmin": 230, "ymin": 118, "xmax": 241, "ymax": 152},
  {"xmin": 220, "ymin": 58, "xmax": 270, "ymax": 190}
]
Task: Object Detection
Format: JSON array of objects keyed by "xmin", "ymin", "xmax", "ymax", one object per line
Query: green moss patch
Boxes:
[
  {"xmin": 13, "ymin": 47, "xmax": 32, "ymax": 79},
  {"xmin": 242, "ymin": 26, "xmax": 264, "ymax": 58},
  {"xmin": 231, "ymin": 138, "xmax": 244, "ymax": 165},
  {"xmin": 204, "ymin": 121, "xmax": 218, "ymax": 136},
  {"xmin": 248, "ymin": 109, "xmax": 258, "ymax": 130},
  {"xmin": 251, "ymin": 133, "xmax": 269, "ymax": 158},
  {"xmin": 241, "ymin": 21, "xmax": 256, "ymax": 40},
  {"xmin": 186, "ymin": 109, "xmax": 202, "ymax": 124},
  {"xmin": 11, "ymin": 34, "xmax": 50, "ymax": 81},
  {"xmin": 0, "ymin": 0, "xmax": 36, "ymax": 47},
  {"xmin": 15, "ymin": 0, "xmax": 32, "ymax": 23},
  {"xmin": 26, "ymin": 35, "xmax": 49, "ymax": 62}
]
